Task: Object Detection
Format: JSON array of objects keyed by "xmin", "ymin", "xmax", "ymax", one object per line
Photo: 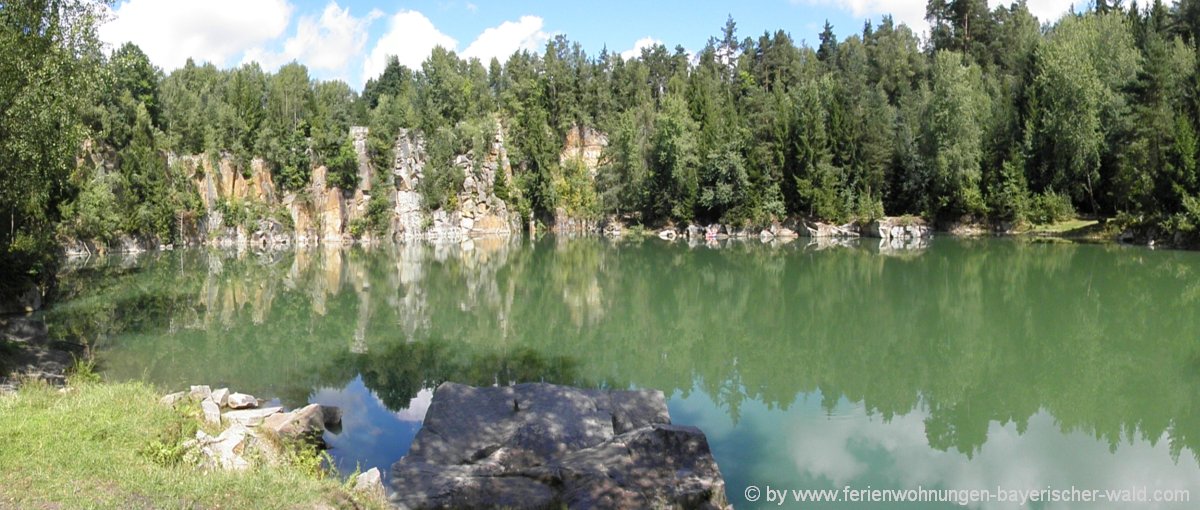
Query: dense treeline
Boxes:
[{"xmin": 7, "ymin": 0, "xmax": 1200, "ymax": 293}]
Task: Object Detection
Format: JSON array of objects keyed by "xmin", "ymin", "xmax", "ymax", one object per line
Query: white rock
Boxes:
[
  {"xmin": 211, "ymin": 388, "xmax": 230, "ymax": 407},
  {"xmin": 159, "ymin": 392, "xmax": 186, "ymax": 406},
  {"xmin": 201, "ymin": 399, "xmax": 222, "ymax": 426},
  {"xmin": 222, "ymin": 406, "xmax": 283, "ymax": 427},
  {"xmin": 205, "ymin": 423, "xmax": 253, "ymax": 471},
  {"xmin": 354, "ymin": 467, "xmax": 385, "ymax": 498},
  {"xmin": 189, "ymin": 385, "xmax": 212, "ymax": 399},
  {"xmin": 226, "ymin": 393, "xmax": 258, "ymax": 409}
]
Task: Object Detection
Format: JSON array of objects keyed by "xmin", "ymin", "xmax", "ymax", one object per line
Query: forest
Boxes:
[{"xmin": 6, "ymin": 0, "xmax": 1200, "ymax": 290}]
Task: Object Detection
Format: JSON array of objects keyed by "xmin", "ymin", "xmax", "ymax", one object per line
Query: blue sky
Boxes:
[{"xmin": 98, "ymin": 0, "xmax": 1078, "ymax": 90}]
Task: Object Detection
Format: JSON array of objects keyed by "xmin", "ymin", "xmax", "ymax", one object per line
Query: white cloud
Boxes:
[
  {"xmin": 786, "ymin": 408, "xmax": 1200, "ymax": 510},
  {"xmin": 798, "ymin": 0, "xmax": 1077, "ymax": 35},
  {"xmin": 100, "ymin": 0, "xmax": 292, "ymax": 70},
  {"xmin": 243, "ymin": 2, "xmax": 381, "ymax": 82},
  {"xmin": 363, "ymin": 10, "xmax": 457, "ymax": 82},
  {"xmin": 621, "ymin": 36, "xmax": 662, "ymax": 61},
  {"xmin": 462, "ymin": 16, "xmax": 549, "ymax": 64},
  {"xmin": 392, "ymin": 388, "xmax": 434, "ymax": 422},
  {"xmin": 799, "ymin": 0, "xmax": 930, "ymax": 32}
]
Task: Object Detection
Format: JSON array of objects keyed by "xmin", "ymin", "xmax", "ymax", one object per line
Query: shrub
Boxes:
[
  {"xmin": 325, "ymin": 138, "xmax": 359, "ymax": 191},
  {"xmin": 1028, "ymin": 190, "xmax": 1075, "ymax": 225}
]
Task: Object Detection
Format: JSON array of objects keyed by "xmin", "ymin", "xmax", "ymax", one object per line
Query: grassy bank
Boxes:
[{"xmin": 0, "ymin": 379, "xmax": 384, "ymax": 509}]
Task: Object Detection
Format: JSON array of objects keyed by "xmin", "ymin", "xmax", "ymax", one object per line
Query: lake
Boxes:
[{"xmin": 47, "ymin": 236, "xmax": 1200, "ymax": 509}]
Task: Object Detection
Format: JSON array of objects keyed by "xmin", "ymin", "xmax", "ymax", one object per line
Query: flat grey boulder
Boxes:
[
  {"xmin": 262, "ymin": 403, "xmax": 341, "ymax": 441},
  {"xmin": 390, "ymin": 382, "xmax": 729, "ymax": 510},
  {"xmin": 222, "ymin": 406, "xmax": 282, "ymax": 426}
]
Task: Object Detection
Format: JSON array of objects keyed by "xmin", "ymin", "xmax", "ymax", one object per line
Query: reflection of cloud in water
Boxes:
[
  {"xmin": 309, "ymin": 376, "xmax": 427, "ymax": 476},
  {"xmin": 791, "ymin": 406, "xmax": 1200, "ymax": 509},
  {"xmin": 671, "ymin": 388, "xmax": 1200, "ymax": 510},
  {"xmin": 393, "ymin": 388, "xmax": 433, "ymax": 422}
]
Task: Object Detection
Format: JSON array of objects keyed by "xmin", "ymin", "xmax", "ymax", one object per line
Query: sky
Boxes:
[{"xmin": 98, "ymin": 0, "xmax": 1083, "ymax": 90}]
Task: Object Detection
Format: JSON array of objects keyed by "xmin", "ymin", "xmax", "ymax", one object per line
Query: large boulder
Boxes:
[
  {"xmin": 262, "ymin": 403, "xmax": 341, "ymax": 441},
  {"xmin": 389, "ymin": 382, "xmax": 730, "ymax": 510}
]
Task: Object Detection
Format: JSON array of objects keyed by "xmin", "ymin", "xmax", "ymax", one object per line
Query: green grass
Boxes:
[
  {"xmin": 0, "ymin": 339, "xmax": 17, "ymax": 373},
  {"xmin": 1015, "ymin": 217, "xmax": 1120, "ymax": 241},
  {"xmin": 0, "ymin": 380, "xmax": 386, "ymax": 509},
  {"xmin": 1023, "ymin": 218, "xmax": 1099, "ymax": 234}
]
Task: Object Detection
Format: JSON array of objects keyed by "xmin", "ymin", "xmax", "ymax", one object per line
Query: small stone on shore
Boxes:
[{"xmin": 226, "ymin": 392, "xmax": 257, "ymax": 409}]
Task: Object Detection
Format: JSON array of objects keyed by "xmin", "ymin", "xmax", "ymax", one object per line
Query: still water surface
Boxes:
[{"xmin": 47, "ymin": 237, "xmax": 1200, "ymax": 508}]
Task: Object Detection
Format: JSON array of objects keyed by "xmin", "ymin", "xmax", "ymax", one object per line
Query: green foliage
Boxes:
[
  {"xmin": 19, "ymin": 3, "xmax": 1200, "ymax": 256},
  {"xmin": 1028, "ymin": 190, "xmax": 1077, "ymax": 225},
  {"xmin": 1, "ymin": 0, "xmax": 105, "ymax": 286},
  {"xmin": 66, "ymin": 356, "xmax": 101, "ymax": 385},
  {"xmin": 493, "ymin": 167, "xmax": 512, "ymax": 202},
  {"xmin": 258, "ymin": 63, "xmax": 315, "ymax": 191},
  {"xmin": 988, "ymin": 156, "xmax": 1033, "ymax": 223},
  {"xmin": 555, "ymin": 157, "xmax": 601, "ymax": 219},
  {"xmin": 1030, "ymin": 13, "xmax": 1140, "ymax": 213},
  {"xmin": 1162, "ymin": 195, "xmax": 1200, "ymax": 237},
  {"xmin": 59, "ymin": 171, "xmax": 122, "ymax": 243},
  {"xmin": 325, "ymin": 137, "xmax": 360, "ymax": 191},
  {"xmin": 214, "ymin": 199, "xmax": 266, "ymax": 233},
  {"xmin": 350, "ymin": 187, "xmax": 393, "ymax": 237},
  {"xmin": 648, "ymin": 92, "xmax": 700, "ymax": 222},
  {"xmin": 418, "ymin": 126, "xmax": 468, "ymax": 211},
  {"xmin": 698, "ymin": 144, "xmax": 750, "ymax": 222},
  {"xmin": 596, "ymin": 107, "xmax": 651, "ymax": 216},
  {"xmin": 919, "ymin": 50, "xmax": 988, "ymax": 219}
]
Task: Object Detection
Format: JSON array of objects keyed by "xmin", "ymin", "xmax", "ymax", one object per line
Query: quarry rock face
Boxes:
[{"xmin": 156, "ymin": 123, "xmax": 522, "ymax": 250}]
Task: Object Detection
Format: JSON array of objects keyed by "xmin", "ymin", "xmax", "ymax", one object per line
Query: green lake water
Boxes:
[{"xmin": 46, "ymin": 237, "xmax": 1200, "ymax": 508}]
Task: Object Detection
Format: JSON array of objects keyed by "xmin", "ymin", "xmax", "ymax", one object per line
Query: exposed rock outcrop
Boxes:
[
  {"xmin": 392, "ymin": 124, "xmax": 520, "ymax": 241},
  {"xmin": 802, "ymin": 221, "xmax": 861, "ymax": 238},
  {"xmin": 559, "ymin": 125, "xmax": 608, "ymax": 179},
  {"xmin": 862, "ymin": 217, "xmax": 933, "ymax": 241},
  {"xmin": 389, "ymin": 382, "xmax": 730, "ymax": 510},
  {"xmin": 167, "ymin": 124, "xmax": 520, "ymax": 249}
]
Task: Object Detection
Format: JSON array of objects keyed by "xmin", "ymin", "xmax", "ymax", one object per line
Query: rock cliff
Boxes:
[
  {"xmin": 392, "ymin": 123, "xmax": 521, "ymax": 241},
  {"xmin": 559, "ymin": 124, "xmax": 607, "ymax": 179},
  {"xmin": 66, "ymin": 122, "xmax": 615, "ymax": 255},
  {"xmin": 552, "ymin": 124, "xmax": 608, "ymax": 234},
  {"xmin": 164, "ymin": 123, "xmax": 521, "ymax": 251}
]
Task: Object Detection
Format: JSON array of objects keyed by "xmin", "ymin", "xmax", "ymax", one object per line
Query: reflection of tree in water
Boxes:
[
  {"xmin": 345, "ymin": 340, "xmax": 589, "ymax": 411},
  {"xmin": 47, "ymin": 239, "xmax": 1200, "ymax": 463}
]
